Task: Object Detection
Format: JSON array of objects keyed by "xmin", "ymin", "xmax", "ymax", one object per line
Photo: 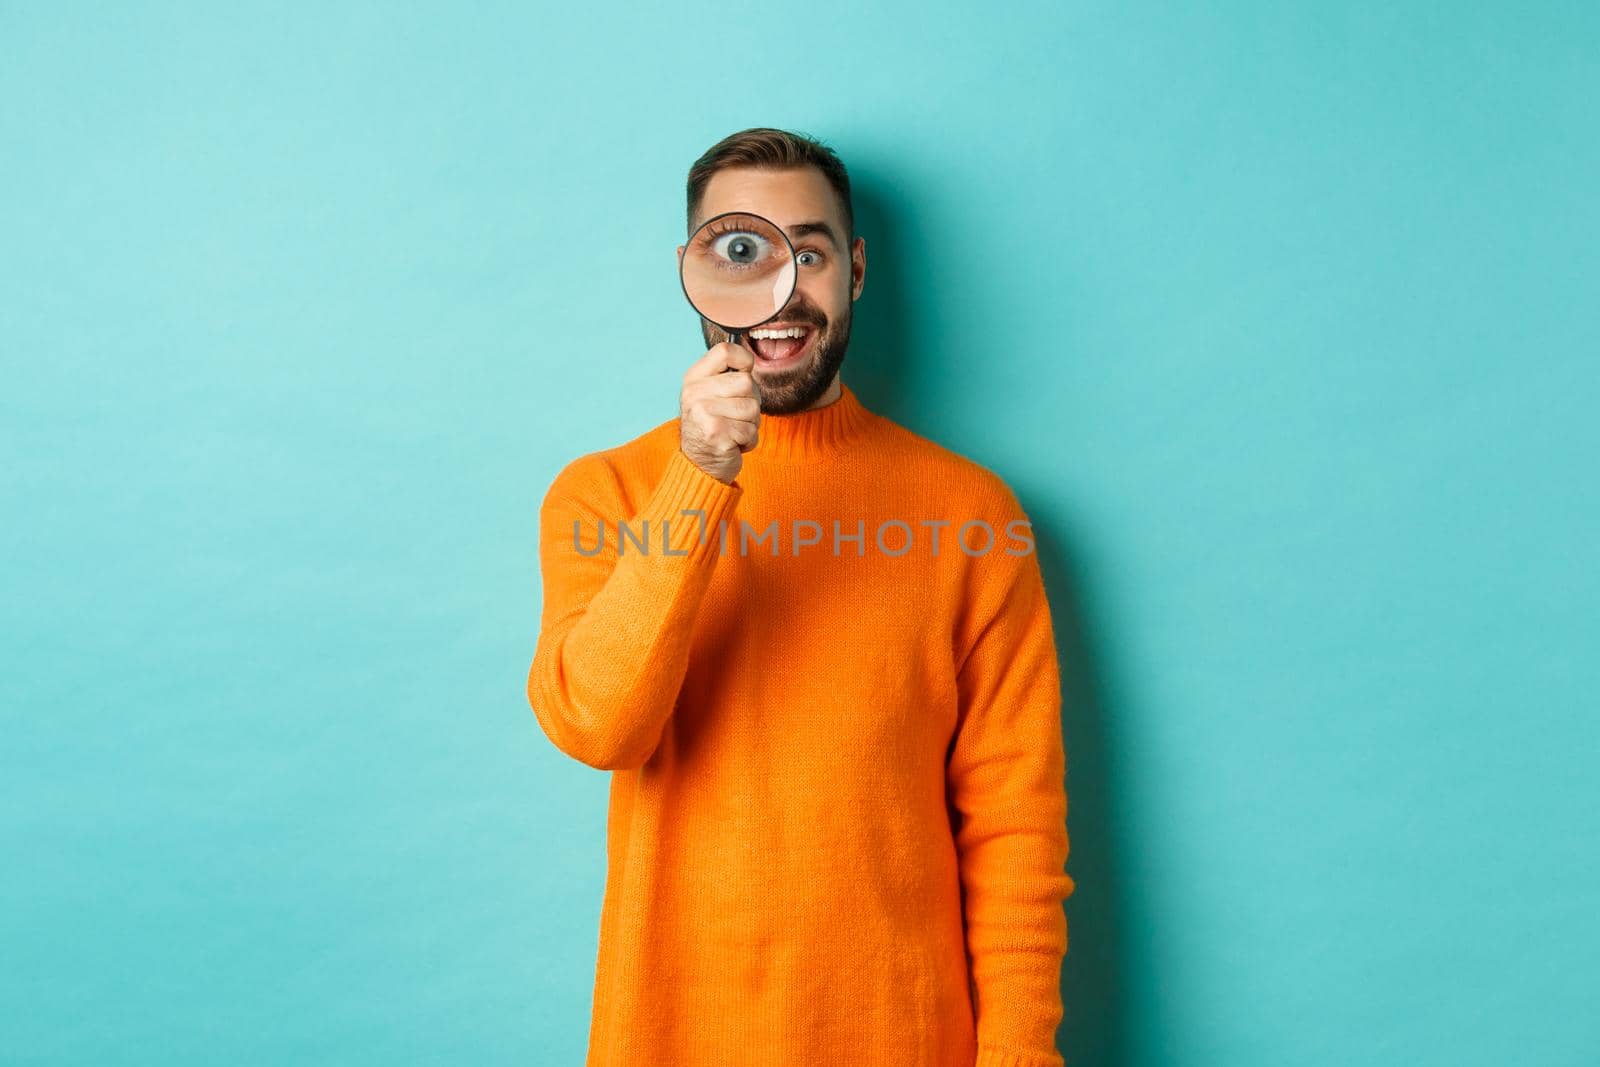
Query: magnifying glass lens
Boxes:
[{"xmin": 680, "ymin": 212, "xmax": 797, "ymax": 331}]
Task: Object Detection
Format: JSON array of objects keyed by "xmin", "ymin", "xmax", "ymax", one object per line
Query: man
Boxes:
[{"xmin": 528, "ymin": 127, "xmax": 1075, "ymax": 1067}]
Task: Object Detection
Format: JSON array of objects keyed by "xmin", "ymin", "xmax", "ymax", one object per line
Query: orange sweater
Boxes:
[{"xmin": 528, "ymin": 383, "xmax": 1075, "ymax": 1067}]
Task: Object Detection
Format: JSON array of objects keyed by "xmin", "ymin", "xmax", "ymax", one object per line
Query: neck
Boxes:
[{"xmin": 793, "ymin": 375, "xmax": 841, "ymax": 412}]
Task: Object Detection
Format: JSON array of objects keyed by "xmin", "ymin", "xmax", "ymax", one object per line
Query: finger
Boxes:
[
  {"xmin": 726, "ymin": 419, "xmax": 759, "ymax": 451},
  {"xmin": 701, "ymin": 395, "xmax": 761, "ymax": 423},
  {"xmin": 687, "ymin": 369, "xmax": 761, "ymax": 401},
  {"xmin": 687, "ymin": 340, "xmax": 754, "ymax": 380},
  {"xmin": 706, "ymin": 419, "xmax": 750, "ymax": 455}
]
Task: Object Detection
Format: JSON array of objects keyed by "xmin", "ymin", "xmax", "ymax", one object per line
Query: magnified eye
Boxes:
[{"xmin": 711, "ymin": 230, "xmax": 768, "ymax": 266}]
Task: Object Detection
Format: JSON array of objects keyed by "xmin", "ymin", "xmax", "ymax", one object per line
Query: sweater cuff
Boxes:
[
  {"xmin": 975, "ymin": 1045, "xmax": 1065, "ymax": 1067},
  {"xmin": 636, "ymin": 448, "xmax": 742, "ymax": 562}
]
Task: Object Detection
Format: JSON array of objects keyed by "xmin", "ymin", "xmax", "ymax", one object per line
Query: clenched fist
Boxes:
[{"xmin": 680, "ymin": 341, "xmax": 762, "ymax": 485}]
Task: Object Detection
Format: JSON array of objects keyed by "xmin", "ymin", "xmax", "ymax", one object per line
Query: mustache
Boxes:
[{"xmin": 772, "ymin": 307, "xmax": 826, "ymax": 328}]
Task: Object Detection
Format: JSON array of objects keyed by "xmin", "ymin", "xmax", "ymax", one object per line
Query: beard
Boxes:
[{"xmin": 700, "ymin": 298, "xmax": 852, "ymax": 415}]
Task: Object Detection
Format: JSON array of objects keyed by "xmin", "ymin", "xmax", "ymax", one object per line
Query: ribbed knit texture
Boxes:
[{"xmin": 529, "ymin": 383, "xmax": 1075, "ymax": 1066}]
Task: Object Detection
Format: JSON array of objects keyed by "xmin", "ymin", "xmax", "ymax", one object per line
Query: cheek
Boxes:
[{"xmin": 796, "ymin": 272, "xmax": 848, "ymax": 316}]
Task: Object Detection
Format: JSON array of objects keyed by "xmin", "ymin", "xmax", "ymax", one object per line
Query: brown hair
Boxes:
[{"xmin": 686, "ymin": 127, "xmax": 854, "ymax": 241}]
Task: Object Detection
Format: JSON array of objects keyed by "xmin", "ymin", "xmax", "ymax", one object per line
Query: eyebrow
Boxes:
[{"xmin": 786, "ymin": 220, "xmax": 842, "ymax": 251}]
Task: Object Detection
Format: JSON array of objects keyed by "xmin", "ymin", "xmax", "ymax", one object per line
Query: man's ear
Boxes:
[
  {"xmin": 851, "ymin": 236, "xmax": 867, "ymax": 301},
  {"xmin": 676, "ymin": 244, "xmax": 685, "ymax": 261}
]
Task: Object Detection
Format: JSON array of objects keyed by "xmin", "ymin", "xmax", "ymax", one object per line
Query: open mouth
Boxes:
[{"xmin": 748, "ymin": 323, "xmax": 818, "ymax": 368}]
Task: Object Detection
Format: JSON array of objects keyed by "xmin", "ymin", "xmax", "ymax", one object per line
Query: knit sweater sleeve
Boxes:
[
  {"xmin": 948, "ymin": 487, "xmax": 1075, "ymax": 1067},
  {"xmin": 527, "ymin": 447, "xmax": 741, "ymax": 770}
]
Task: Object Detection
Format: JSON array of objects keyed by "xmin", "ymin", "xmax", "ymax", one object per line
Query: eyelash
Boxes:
[{"xmin": 700, "ymin": 222, "xmax": 826, "ymax": 267}]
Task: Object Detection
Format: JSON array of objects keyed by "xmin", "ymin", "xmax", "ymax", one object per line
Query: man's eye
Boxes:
[
  {"xmin": 797, "ymin": 250, "xmax": 823, "ymax": 266},
  {"xmin": 711, "ymin": 231, "xmax": 770, "ymax": 266}
]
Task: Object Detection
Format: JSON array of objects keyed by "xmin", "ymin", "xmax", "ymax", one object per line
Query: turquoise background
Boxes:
[{"xmin": 4, "ymin": 3, "xmax": 1595, "ymax": 1064}]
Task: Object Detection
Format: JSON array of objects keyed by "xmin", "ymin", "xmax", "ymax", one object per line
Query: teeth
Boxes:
[{"xmin": 749, "ymin": 326, "xmax": 808, "ymax": 339}]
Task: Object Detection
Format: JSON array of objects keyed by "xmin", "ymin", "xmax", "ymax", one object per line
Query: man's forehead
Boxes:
[{"xmin": 697, "ymin": 166, "xmax": 844, "ymax": 242}]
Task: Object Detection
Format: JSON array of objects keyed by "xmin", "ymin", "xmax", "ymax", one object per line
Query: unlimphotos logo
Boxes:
[{"xmin": 571, "ymin": 510, "xmax": 1035, "ymax": 558}]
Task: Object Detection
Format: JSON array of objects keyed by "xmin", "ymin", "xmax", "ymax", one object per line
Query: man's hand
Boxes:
[{"xmin": 680, "ymin": 341, "xmax": 762, "ymax": 485}]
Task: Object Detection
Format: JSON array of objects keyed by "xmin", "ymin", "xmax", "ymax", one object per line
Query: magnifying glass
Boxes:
[{"xmin": 678, "ymin": 210, "xmax": 798, "ymax": 349}]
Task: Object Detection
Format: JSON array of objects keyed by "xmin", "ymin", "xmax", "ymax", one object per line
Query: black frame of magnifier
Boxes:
[{"xmin": 678, "ymin": 210, "xmax": 799, "ymax": 346}]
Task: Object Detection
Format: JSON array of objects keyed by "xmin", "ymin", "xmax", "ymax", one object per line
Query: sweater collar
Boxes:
[{"xmin": 754, "ymin": 381, "xmax": 872, "ymax": 460}]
